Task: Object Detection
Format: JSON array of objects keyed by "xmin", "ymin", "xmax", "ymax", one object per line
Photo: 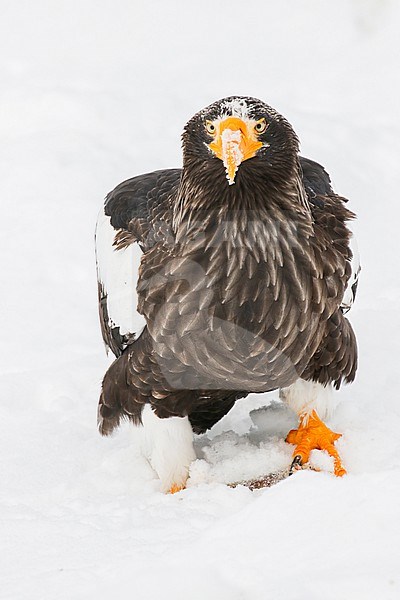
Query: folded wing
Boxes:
[{"xmin": 95, "ymin": 169, "xmax": 181, "ymax": 356}]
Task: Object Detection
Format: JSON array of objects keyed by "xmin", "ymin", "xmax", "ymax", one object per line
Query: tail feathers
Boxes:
[
  {"xmin": 97, "ymin": 395, "xmax": 123, "ymax": 436},
  {"xmin": 301, "ymin": 312, "xmax": 357, "ymax": 389},
  {"xmin": 97, "ymin": 351, "xmax": 143, "ymax": 436}
]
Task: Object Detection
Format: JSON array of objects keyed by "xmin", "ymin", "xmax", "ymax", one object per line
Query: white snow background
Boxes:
[{"xmin": 1, "ymin": 1, "xmax": 400, "ymax": 598}]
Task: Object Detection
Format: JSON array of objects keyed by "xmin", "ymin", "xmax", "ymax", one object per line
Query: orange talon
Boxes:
[
  {"xmin": 286, "ymin": 410, "xmax": 347, "ymax": 477},
  {"xmin": 168, "ymin": 483, "xmax": 185, "ymax": 494}
]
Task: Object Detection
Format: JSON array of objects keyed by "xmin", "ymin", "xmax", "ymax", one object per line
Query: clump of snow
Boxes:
[
  {"xmin": 191, "ymin": 429, "xmax": 292, "ymax": 485},
  {"xmin": 2, "ymin": 0, "xmax": 400, "ymax": 599}
]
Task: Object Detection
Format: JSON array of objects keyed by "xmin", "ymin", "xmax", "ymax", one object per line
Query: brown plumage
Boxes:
[{"xmin": 95, "ymin": 96, "xmax": 358, "ymax": 443}]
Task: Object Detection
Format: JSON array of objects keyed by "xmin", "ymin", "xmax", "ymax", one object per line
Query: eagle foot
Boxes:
[
  {"xmin": 168, "ymin": 483, "xmax": 186, "ymax": 494},
  {"xmin": 289, "ymin": 454, "xmax": 304, "ymax": 475},
  {"xmin": 286, "ymin": 410, "xmax": 347, "ymax": 477}
]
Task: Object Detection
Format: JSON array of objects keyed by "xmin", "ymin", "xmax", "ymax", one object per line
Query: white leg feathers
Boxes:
[
  {"xmin": 280, "ymin": 379, "xmax": 339, "ymax": 421},
  {"xmin": 141, "ymin": 405, "xmax": 196, "ymax": 492}
]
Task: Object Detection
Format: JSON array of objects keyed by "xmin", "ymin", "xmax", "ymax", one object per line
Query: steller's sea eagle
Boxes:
[{"xmin": 95, "ymin": 96, "xmax": 360, "ymax": 492}]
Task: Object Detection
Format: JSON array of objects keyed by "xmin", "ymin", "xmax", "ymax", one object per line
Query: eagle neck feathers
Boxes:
[{"xmin": 172, "ymin": 159, "xmax": 313, "ymax": 251}]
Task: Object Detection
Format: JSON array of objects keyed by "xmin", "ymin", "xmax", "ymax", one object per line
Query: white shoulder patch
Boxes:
[
  {"xmin": 341, "ymin": 232, "xmax": 361, "ymax": 313},
  {"xmin": 95, "ymin": 209, "xmax": 146, "ymax": 344}
]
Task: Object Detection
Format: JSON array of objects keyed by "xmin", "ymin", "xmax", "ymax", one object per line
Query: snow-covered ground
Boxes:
[{"xmin": 1, "ymin": 1, "xmax": 400, "ymax": 598}]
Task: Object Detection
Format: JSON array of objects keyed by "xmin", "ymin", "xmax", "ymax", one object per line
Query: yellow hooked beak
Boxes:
[{"xmin": 208, "ymin": 117, "xmax": 263, "ymax": 185}]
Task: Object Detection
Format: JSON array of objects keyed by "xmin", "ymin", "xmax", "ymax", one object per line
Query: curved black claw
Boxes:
[{"xmin": 289, "ymin": 455, "xmax": 303, "ymax": 476}]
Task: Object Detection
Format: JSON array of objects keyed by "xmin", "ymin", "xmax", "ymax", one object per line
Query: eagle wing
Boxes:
[
  {"xmin": 300, "ymin": 156, "xmax": 360, "ymax": 387},
  {"xmin": 300, "ymin": 156, "xmax": 360, "ymax": 313},
  {"xmin": 95, "ymin": 169, "xmax": 181, "ymax": 357}
]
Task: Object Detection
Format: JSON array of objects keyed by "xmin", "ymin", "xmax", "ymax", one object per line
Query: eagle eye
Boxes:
[
  {"xmin": 254, "ymin": 118, "xmax": 267, "ymax": 134},
  {"xmin": 205, "ymin": 121, "xmax": 216, "ymax": 135}
]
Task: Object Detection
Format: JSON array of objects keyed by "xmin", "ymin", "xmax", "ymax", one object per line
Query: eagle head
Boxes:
[{"xmin": 182, "ymin": 96, "xmax": 300, "ymax": 186}]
